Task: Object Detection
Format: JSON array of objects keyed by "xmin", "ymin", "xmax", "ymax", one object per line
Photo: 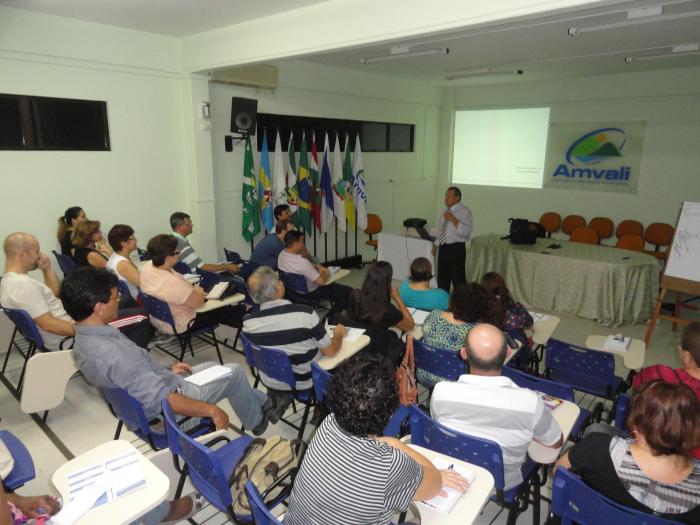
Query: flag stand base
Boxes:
[{"xmin": 323, "ymin": 254, "xmax": 363, "ymax": 269}]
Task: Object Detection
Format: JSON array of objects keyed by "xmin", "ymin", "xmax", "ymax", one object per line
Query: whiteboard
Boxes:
[{"xmin": 664, "ymin": 201, "xmax": 700, "ymax": 282}]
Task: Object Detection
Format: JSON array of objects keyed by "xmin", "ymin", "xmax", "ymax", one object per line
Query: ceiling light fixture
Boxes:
[
  {"xmin": 625, "ymin": 42, "xmax": 700, "ymax": 62},
  {"xmin": 445, "ymin": 68, "xmax": 524, "ymax": 81},
  {"xmin": 568, "ymin": 8, "xmax": 700, "ymax": 36},
  {"xmin": 360, "ymin": 46, "xmax": 449, "ymax": 64}
]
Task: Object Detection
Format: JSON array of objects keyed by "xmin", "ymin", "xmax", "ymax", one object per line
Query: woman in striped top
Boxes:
[{"xmin": 286, "ymin": 354, "xmax": 468, "ymax": 525}]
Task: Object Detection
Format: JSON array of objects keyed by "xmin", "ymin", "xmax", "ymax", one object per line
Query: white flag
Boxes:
[
  {"xmin": 286, "ymin": 133, "xmax": 298, "ymax": 218},
  {"xmin": 320, "ymin": 133, "xmax": 335, "ymax": 234},
  {"xmin": 272, "ymin": 131, "xmax": 287, "ymax": 206},
  {"xmin": 352, "ymin": 137, "xmax": 367, "ymax": 230},
  {"xmin": 332, "ymin": 135, "xmax": 346, "ymax": 231}
]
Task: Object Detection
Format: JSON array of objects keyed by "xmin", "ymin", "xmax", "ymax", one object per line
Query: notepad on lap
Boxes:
[
  {"xmin": 421, "ymin": 457, "xmax": 476, "ymax": 515},
  {"xmin": 184, "ymin": 365, "xmax": 233, "ymax": 386},
  {"xmin": 408, "ymin": 308, "xmax": 430, "ymax": 325}
]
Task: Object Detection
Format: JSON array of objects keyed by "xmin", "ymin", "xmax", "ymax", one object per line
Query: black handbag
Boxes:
[{"xmin": 508, "ymin": 218, "xmax": 537, "ymax": 245}]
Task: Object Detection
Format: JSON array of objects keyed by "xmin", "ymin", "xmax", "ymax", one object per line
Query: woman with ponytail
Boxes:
[{"xmin": 57, "ymin": 206, "xmax": 86, "ymax": 256}]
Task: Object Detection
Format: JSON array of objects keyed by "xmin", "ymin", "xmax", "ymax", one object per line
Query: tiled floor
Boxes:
[{"xmin": 1, "ymin": 267, "xmax": 698, "ymax": 524}]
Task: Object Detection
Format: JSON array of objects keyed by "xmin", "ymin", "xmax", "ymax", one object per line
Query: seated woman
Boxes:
[
  {"xmin": 140, "ymin": 234, "xmax": 245, "ymax": 335},
  {"xmin": 419, "ymin": 282, "xmax": 493, "ymax": 386},
  {"xmin": 556, "ymin": 381, "xmax": 700, "ymax": 524},
  {"xmin": 399, "ymin": 257, "xmax": 449, "ymax": 311},
  {"xmin": 71, "ymin": 220, "xmax": 112, "ymax": 268},
  {"xmin": 56, "ymin": 206, "xmax": 86, "ymax": 256},
  {"xmin": 342, "ymin": 261, "xmax": 414, "ymax": 365},
  {"xmin": 106, "ymin": 224, "xmax": 141, "ymax": 306},
  {"xmin": 285, "ymin": 353, "xmax": 468, "ymax": 525}
]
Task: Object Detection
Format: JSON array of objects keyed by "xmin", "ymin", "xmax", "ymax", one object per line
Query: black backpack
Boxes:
[{"xmin": 508, "ymin": 218, "xmax": 537, "ymax": 245}]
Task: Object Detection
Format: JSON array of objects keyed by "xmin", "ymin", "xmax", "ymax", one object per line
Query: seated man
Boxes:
[
  {"xmin": 431, "ymin": 323, "xmax": 563, "ymax": 491},
  {"xmin": 242, "ymin": 266, "xmax": 346, "ymax": 422},
  {"xmin": 170, "ymin": 212, "xmax": 240, "ymax": 274},
  {"xmin": 61, "ymin": 267, "xmax": 268, "ymax": 524},
  {"xmin": 277, "ymin": 230, "xmax": 351, "ymax": 314},
  {"xmin": 249, "ymin": 220, "xmax": 294, "ymax": 269},
  {"xmin": 274, "ymin": 204, "xmax": 292, "ymax": 223}
]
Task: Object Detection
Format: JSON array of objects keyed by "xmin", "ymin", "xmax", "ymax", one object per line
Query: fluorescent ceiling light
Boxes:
[
  {"xmin": 625, "ymin": 43, "xmax": 700, "ymax": 62},
  {"xmin": 360, "ymin": 46, "xmax": 449, "ymax": 64},
  {"xmin": 568, "ymin": 9, "xmax": 700, "ymax": 36},
  {"xmin": 445, "ymin": 68, "xmax": 523, "ymax": 81}
]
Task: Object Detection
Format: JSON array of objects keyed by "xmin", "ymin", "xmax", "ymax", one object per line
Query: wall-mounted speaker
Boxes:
[{"xmin": 230, "ymin": 97, "xmax": 258, "ymax": 135}]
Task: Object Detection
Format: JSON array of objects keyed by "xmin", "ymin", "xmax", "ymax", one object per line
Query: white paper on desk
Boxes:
[
  {"xmin": 53, "ymin": 484, "xmax": 106, "ymax": 525},
  {"xmin": 529, "ymin": 311, "xmax": 549, "ymax": 323},
  {"xmin": 408, "ymin": 308, "xmax": 430, "ymax": 325},
  {"xmin": 184, "ymin": 365, "xmax": 233, "ymax": 386},
  {"xmin": 421, "ymin": 457, "xmax": 476, "ymax": 515},
  {"xmin": 603, "ymin": 335, "xmax": 630, "ymax": 351},
  {"xmin": 328, "ymin": 266, "xmax": 341, "ymax": 274},
  {"xmin": 326, "ymin": 325, "xmax": 365, "ymax": 342},
  {"xmin": 183, "ymin": 273, "xmax": 199, "ymax": 281}
]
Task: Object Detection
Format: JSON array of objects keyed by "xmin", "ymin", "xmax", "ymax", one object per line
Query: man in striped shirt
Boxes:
[
  {"xmin": 431, "ymin": 323, "xmax": 562, "ymax": 491},
  {"xmin": 170, "ymin": 212, "xmax": 240, "ymax": 274},
  {"xmin": 242, "ymin": 266, "xmax": 346, "ymax": 422}
]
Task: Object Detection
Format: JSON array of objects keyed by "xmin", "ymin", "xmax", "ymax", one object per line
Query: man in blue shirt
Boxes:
[{"xmin": 250, "ymin": 220, "xmax": 293, "ymax": 269}]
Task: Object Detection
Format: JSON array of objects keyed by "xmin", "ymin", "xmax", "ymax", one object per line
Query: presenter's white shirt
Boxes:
[{"xmin": 436, "ymin": 202, "xmax": 473, "ymax": 245}]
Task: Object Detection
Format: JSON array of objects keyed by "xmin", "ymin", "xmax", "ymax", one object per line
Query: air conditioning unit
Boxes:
[{"xmin": 209, "ymin": 65, "xmax": 278, "ymax": 90}]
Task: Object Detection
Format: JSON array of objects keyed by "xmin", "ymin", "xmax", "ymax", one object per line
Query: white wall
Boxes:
[
  {"xmin": 209, "ymin": 60, "xmax": 443, "ymax": 262},
  {"xmin": 438, "ymin": 66, "xmax": 700, "ymax": 241}
]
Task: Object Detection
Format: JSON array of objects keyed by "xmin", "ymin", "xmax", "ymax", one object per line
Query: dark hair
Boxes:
[
  {"xmin": 57, "ymin": 206, "xmax": 83, "ymax": 241},
  {"xmin": 170, "ymin": 212, "xmax": 190, "ymax": 230},
  {"xmin": 274, "ymin": 204, "xmax": 290, "ymax": 219},
  {"xmin": 347, "ymin": 261, "xmax": 393, "ymax": 325},
  {"xmin": 61, "ymin": 267, "xmax": 118, "ymax": 322},
  {"xmin": 681, "ymin": 321, "xmax": 700, "ymax": 365},
  {"xmin": 465, "ymin": 325, "xmax": 508, "ymax": 372},
  {"xmin": 409, "ymin": 257, "xmax": 433, "ymax": 282},
  {"xmin": 449, "ymin": 283, "xmax": 495, "ymax": 323},
  {"xmin": 107, "ymin": 224, "xmax": 135, "ymax": 252},
  {"xmin": 71, "ymin": 220, "xmax": 101, "ymax": 248},
  {"xmin": 147, "ymin": 234, "xmax": 178, "ymax": 267},
  {"xmin": 627, "ymin": 380, "xmax": 700, "ymax": 457},
  {"xmin": 480, "ymin": 272, "xmax": 514, "ymax": 328},
  {"xmin": 275, "ymin": 220, "xmax": 291, "ymax": 235},
  {"xmin": 327, "ymin": 354, "xmax": 398, "ymax": 437},
  {"xmin": 447, "ymin": 186, "xmax": 461, "ymax": 200},
  {"xmin": 284, "ymin": 230, "xmax": 304, "ymax": 248}
]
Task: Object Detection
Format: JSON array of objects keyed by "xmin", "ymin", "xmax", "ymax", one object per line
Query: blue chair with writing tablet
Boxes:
[
  {"xmin": 0, "ymin": 430, "xmax": 36, "ymax": 490},
  {"xmin": 412, "ymin": 338, "xmax": 464, "ymax": 390}
]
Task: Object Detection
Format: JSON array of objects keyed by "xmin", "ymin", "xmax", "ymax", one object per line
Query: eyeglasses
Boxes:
[{"xmin": 171, "ymin": 251, "xmax": 181, "ymax": 256}]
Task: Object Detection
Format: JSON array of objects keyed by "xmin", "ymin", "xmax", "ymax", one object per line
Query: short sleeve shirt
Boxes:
[
  {"xmin": 285, "ymin": 414, "xmax": 423, "ymax": 525},
  {"xmin": 139, "ymin": 261, "xmax": 196, "ymax": 333},
  {"xmin": 0, "ymin": 272, "xmax": 73, "ymax": 350},
  {"xmin": 250, "ymin": 233, "xmax": 284, "ymax": 269},
  {"xmin": 173, "ymin": 232, "xmax": 203, "ymax": 271},
  {"xmin": 277, "ymin": 250, "xmax": 320, "ymax": 291}
]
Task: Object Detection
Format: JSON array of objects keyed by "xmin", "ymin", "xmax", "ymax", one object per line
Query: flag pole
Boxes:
[
  {"xmin": 324, "ymin": 232, "xmax": 328, "ymax": 263},
  {"xmin": 334, "ymin": 218, "xmax": 338, "ymax": 260},
  {"xmin": 345, "ymin": 221, "xmax": 348, "ymax": 259},
  {"xmin": 355, "ymin": 210, "xmax": 358, "ymax": 256}
]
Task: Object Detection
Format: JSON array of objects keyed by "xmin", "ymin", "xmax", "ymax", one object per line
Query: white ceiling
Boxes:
[{"xmin": 0, "ymin": 0, "xmax": 328, "ymax": 36}]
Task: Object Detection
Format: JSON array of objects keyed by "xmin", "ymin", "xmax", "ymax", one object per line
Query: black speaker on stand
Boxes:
[{"xmin": 224, "ymin": 97, "xmax": 258, "ymax": 151}]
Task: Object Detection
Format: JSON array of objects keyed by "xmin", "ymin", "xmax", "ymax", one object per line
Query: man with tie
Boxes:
[{"xmin": 433, "ymin": 187, "xmax": 473, "ymax": 292}]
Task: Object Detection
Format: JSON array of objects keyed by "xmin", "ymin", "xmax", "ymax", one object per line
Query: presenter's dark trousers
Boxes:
[{"xmin": 437, "ymin": 242, "xmax": 466, "ymax": 292}]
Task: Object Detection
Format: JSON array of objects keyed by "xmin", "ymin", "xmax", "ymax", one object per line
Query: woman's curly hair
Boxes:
[
  {"xmin": 327, "ymin": 353, "xmax": 398, "ymax": 437},
  {"xmin": 448, "ymin": 282, "xmax": 498, "ymax": 324}
]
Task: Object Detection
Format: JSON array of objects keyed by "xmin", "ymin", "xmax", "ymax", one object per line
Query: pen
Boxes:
[{"xmin": 447, "ymin": 464, "xmax": 454, "ymax": 471}]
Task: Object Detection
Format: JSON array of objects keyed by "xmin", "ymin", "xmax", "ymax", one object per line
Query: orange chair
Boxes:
[
  {"xmin": 615, "ymin": 234, "xmax": 644, "ymax": 252},
  {"xmin": 644, "ymin": 222, "xmax": 674, "ymax": 259},
  {"xmin": 570, "ymin": 227, "xmax": 599, "ymax": 245},
  {"xmin": 615, "ymin": 220, "xmax": 643, "ymax": 239},
  {"xmin": 538, "ymin": 212, "xmax": 561, "ymax": 238},
  {"xmin": 588, "ymin": 217, "xmax": 614, "ymax": 241},
  {"xmin": 364, "ymin": 214, "xmax": 382, "ymax": 250},
  {"xmin": 561, "ymin": 215, "xmax": 586, "ymax": 237}
]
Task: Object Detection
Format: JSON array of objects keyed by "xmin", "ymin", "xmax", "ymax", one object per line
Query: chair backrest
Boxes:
[
  {"xmin": 162, "ymin": 399, "xmax": 234, "ymax": 512},
  {"xmin": 244, "ymin": 337, "xmax": 297, "ymax": 389},
  {"xmin": 570, "ymin": 226, "xmax": 599, "ymax": 245},
  {"xmin": 545, "ymin": 338, "xmax": 617, "ymax": 397},
  {"xmin": 52, "ymin": 250, "xmax": 77, "ymax": 275},
  {"xmin": 413, "ymin": 339, "xmax": 465, "ymax": 383},
  {"xmin": 588, "ymin": 217, "xmax": 614, "ymax": 239},
  {"xmin": 551, "ymin": 468, "xmax": 679, "ymax": 525},
  {"xmin": 311, "ymin": 361, "xmax": 331, "ymax": 405},
  {"xmin": 100, "ymin": 387, "xmax": 167, "ymax": 449},
  {"xmin": 561, "ymin": 215, "xmax": 586, "ymax": 235},
  {"xmin": 409, "ymin": 405, "xmax": 506, "ymax": 490},
  {"xmin": 20, "ymin": 349, "xmax": 77, "ymax": 414},
  {"xmin": 197, "ymin": 269, "xmax": 221, "ymax": 290},
  {"xmin": 501, "ymin": 366, "xmax": 575, "ymax": 402},
  {"xmin": 246, "ymin": 480, "xmax": 284, "ymax": 525},
  {"xmin": 278, "ymin": 270, "xmax": 310, "ymax": 295},
  {"xmin": 116, "ymin": 279, "xmax": 132, "ymax": 301},
  {"xmin": 613, "ymin": 393, "xmax": 631, "ymax": 431},
  {"xmin": 173, "ymin": 261, "xmax": 191, "ymax": 274},
  {"xmin": 644, "ymin": 222, "xmax": 674, "ymax": 249},
  {"xmin": 2, "ymin": 308, "xmax": 45, "ymax": 348},
  {"xmin": 223, "ymin": 248, "xmax": 245, "ymax": 264},
  {"xmin": 538, "ymin": 212, "xmax": 561, "ymax": 234},
  {"xmin": 137, "ymin": 248, "xmax": 151, "ymax": 261},
  {"xmin": 0, "ymin": 430, "xmax": 36, "ymax": 490},
  {"xmin": 616, "ymin": 219, "xmax": 643, "ymax": 239},
  {"xmin": 616, "ymin": 234, "xmax": 645, "ymax": 252},
  {"xmin": 364, "ymin": 213, "xmax": 382, "ymax": 235},
  {"xmin": 238, "ymin": 260, "xmax": 261, "ymax": 281},
  {"xmin": 139, "ymin": 292, "xmax": 177, "ymax": 332}
]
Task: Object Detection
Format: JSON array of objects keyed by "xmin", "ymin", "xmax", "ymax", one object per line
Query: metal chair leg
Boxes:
[
  {"xmin": 2, "ymin": 326, "xmax": 18, "ymax": 373},
  {"xmin": 210, "ymin": 331, "xmax": 223, "ymax": 365},
  {"xmin": 114, "ymin": 420, "xmax": 124, "ymax": 440}
]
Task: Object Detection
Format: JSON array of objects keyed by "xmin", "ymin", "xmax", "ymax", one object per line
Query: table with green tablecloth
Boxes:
[{"xmin": 466, "ymin": 234, "xmax": 659, "ymax": 326}]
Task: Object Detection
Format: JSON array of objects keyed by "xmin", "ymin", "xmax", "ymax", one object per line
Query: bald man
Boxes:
[
  {"xmin": 1, "ymin": 233, "xmax": 74, "ymax": 350},
  {"xmin": 430, "ymin": 323, "xmax": 562, "ymax": 491}
]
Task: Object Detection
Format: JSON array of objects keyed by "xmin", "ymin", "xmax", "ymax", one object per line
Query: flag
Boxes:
[
  {"xmin": 257, "ymin": 129, "xmax": 274, "ymax": 232},
  {"xmin": 272, "ymin": 130, "xmax": 287, "ymax": 206},
  {"xmin": 332, "ymin": 134, "xmax": 346, "ymax": 231},
  {"xmin": 297, "ymin": 133, "xmax": 312, "ymax": 231},
  {"xmin": 241, "ymin": 135, "xmax": 260, "ymax": 242},
  {"xmin": 342, "ymin": 135, "xmax": 356, "ymax": 230},
  {"xmin": 352, "ymin": 136, "xmax": 368, "ymax": 230},
  {"xmin": 310, "ymin": 133, "xmax": 321, "ymax": 230},
  {"xmin": 286, "ymin": 133, "xmax": 299, "ymax": 226},
  {"xmin": 320, "ymin": 133, "xmax": 334, "ymax": 234}
]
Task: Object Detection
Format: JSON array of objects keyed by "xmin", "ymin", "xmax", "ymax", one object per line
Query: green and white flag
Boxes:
[{"xmin": 241, "ymin": 135, "xmax": 260, "ymax": 242}]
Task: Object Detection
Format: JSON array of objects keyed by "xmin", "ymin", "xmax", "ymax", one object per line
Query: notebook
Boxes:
[
  {"xmin": 604, "ymin": 334, "xmax": 630, "ymax": 351},
  {"xmin": 326, "ymin": 325, "xmax": 366, "ymax": 342},
  {"xmin": 184, "ymin": 365, "xmax": 233, "ymax": 386},
  {"xmin": 421, "ymin": 457, "xmax": 476, "ymax": 514},
  {"xmin": 408, "ymin": 307, "xmax": 430, "ymax": 325},
  {"xmin": 206, "ymin": 281, "xmax": 230, "ymax": 300}
]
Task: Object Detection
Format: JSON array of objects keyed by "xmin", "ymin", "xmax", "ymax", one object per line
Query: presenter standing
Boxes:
[{"xmin": 433, "ymin": 187, "xmax": 473, "ymax": 292}]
